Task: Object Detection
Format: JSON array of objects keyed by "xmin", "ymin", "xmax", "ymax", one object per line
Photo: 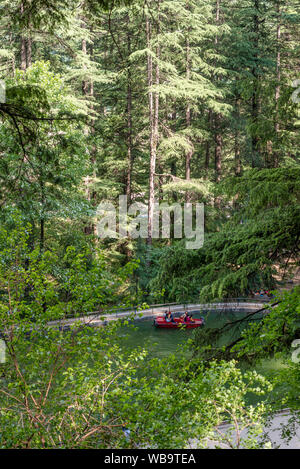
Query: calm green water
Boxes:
[
  {"xmin": 118, "ymin": 310, "xmax": 252, "ymax": 358},
  {"xmin": 117, "ymin": 310, "xmax": 287, "ymax": 398},
  {"xmin": 102, "ymin": 309, "xmax": 290, "ymax": 408}
]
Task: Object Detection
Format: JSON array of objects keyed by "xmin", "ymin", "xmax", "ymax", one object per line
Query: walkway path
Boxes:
[
  {"xmin": 48, "ymin": 300, "xmax": 267, "ymax": 329},
  {"xmin": 203, "ymin": 409, "xmax": 300, "ymax": 449}
]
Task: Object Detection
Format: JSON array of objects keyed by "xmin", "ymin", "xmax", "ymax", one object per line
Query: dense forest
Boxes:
[
  {"xmin": 0, "ymin": 0, "xmax": 299, "ymax": 449},
  {"xmin": 0, "ymin": 0, "xmax": 299, "ymax": 302}
]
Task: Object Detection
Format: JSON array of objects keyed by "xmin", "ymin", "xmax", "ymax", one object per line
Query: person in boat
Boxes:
[
  {"xmin": 164, "ymin": 311, "xmax": 175, "ymax": 323},
  {"xmin": 181, "ymin": 311, "xmax": 188, "ymax": 322},
  {"xmin": 181, "ymin": 311, "xmax": 194, "ymax": 323}
]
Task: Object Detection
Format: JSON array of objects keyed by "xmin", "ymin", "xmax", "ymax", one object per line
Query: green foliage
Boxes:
[
  {"xmin": 151, "ymin": 168, "xmax": 300, "ymax": 302},
  {"xmin": 233, "ymin": 287, "xmax": 300, "ymax": 361},
  {"xmin": 0, "ymin": 223, "xmax": 273, "ymax": 448},
  {"xmin": 0, "ymin": 0, "xmax": 299, "ymax": 448}
]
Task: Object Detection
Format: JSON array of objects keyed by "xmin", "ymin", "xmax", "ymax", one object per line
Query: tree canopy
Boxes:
[{"xmin": 0, "ymin": 0, "xmax": 299, "ymax": 449}]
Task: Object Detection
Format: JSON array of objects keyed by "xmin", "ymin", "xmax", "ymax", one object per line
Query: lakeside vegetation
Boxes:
[{"xmin": 0, "ymin": 0, "xmax": 299, "ymax": 448}]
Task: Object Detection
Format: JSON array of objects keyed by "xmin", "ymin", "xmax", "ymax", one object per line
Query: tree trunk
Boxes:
[
  {"xmin": 185, "ymin": 2, "xmax": 192, "ymax": 201},
  {"xmin": 126, "ymin": 20, "xmax": 133, "ymax": 204},
  {"xmin": 26, "ymin": 38, "xmax": 32, "ymax": 68},
  {"xmin": 205, "ymin": 110, "xmax": 212, "ymax": 175},
  {"xmin": 235, "ymin": 97, "xmax": 241, "ymax": 176},
  {"xmin": 20, "ymin": 3, "xmax": 27, "ymax": 71},
  {"xmin": 82, "ymin": 37, "xmax": 89, "ymax": 108},
  {"xmin": 20, "ymin": 37, "xmax": 27, "ymax": 71},
  {"xmin": 251, "ymin": 0, "xmax": 260, "ymax": 167},
  {"xmin": 214, "ymin": 0, "xmax": 222, "ymax": 187},
  {"xmin": 274, "ymin": 1, "xmax": 281, "ymax": 168},
  {"xmin": 20, "ymin": 3, "xmax": 32, "ymax": 71},
  {"xmin": 81, "ymin": 22, "xmax": 96, "ymax": 236},
  {"xmin": 215, "ymin": 116, "xmax": 222, "ymax": 183},
  {"xmin": 146, "ymin": 1, "xmax": 160, "ymax": 246}
]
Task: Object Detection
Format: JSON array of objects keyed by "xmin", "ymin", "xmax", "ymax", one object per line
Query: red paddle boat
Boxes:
[{"xmin": 153, "ymin": 316, "xmax": 205, "ymax": 329}]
